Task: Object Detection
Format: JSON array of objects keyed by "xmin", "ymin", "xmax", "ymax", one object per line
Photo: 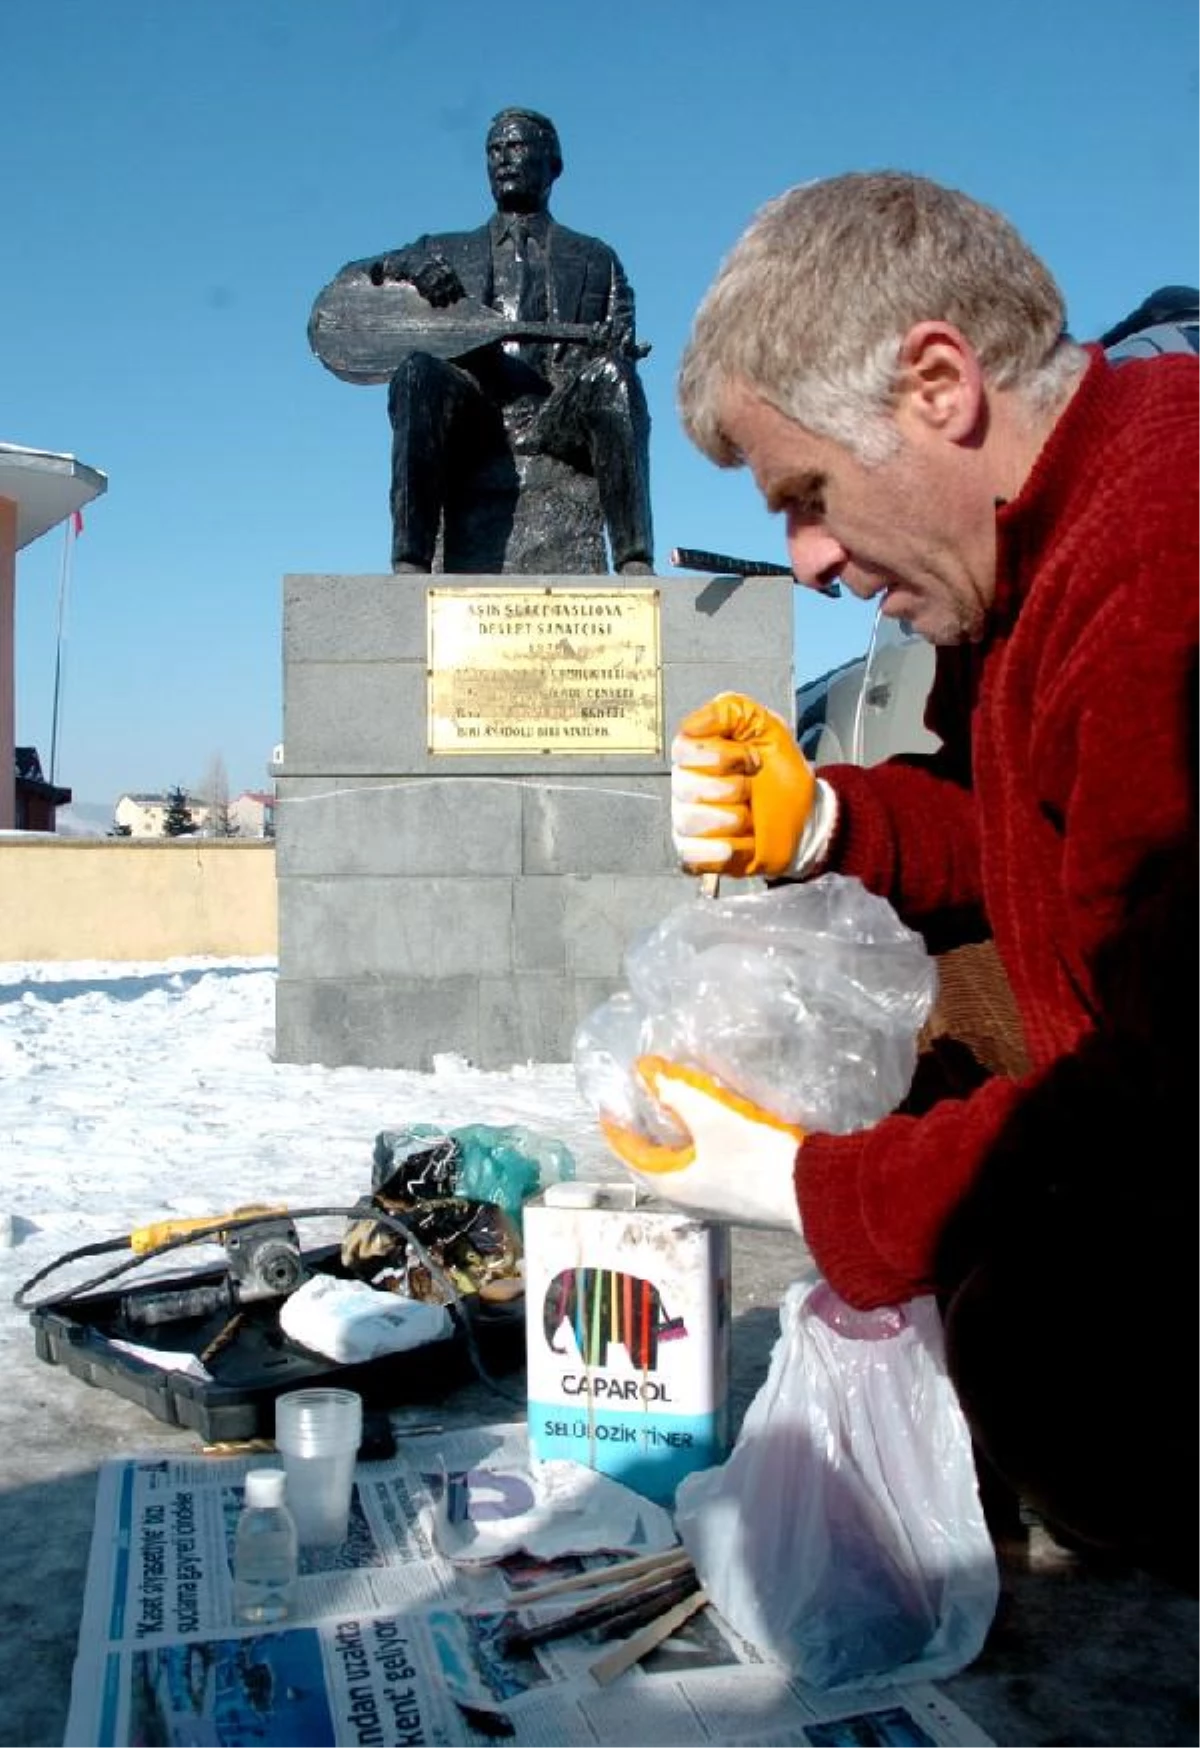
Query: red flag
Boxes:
[{"xmin": 72, "ymin": 509, "xmax": 84, "ymax": 536}]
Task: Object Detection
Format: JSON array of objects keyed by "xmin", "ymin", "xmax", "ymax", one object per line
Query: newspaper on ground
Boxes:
[{"xmin": 64, "ymin": 1422, "xmax": 996, "ymax": 1747}]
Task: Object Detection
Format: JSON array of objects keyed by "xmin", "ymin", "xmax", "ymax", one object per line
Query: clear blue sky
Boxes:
[{"xmin": 6, "ymin": 0, "xmax": 1197, "ymax": 812}]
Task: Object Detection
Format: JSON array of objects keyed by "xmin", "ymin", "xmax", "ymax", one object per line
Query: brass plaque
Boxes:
[{"xmin": 427, "ymin": 587, "xmax": 663, "ymax": 755}]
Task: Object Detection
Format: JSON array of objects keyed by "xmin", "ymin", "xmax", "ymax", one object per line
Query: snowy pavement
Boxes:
[{"xmin": 0, "ymin": 959, "xmax": 1194, "ymax": 1747}]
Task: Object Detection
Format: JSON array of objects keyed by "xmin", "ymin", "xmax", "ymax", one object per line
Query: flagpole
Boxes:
[{"xmin": 49, "ymin": 513, "xmax": 77, "ymax": 787}]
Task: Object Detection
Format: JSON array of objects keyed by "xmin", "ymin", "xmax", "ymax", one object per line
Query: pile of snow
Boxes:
[{"xmin": 0, "ymin": 957, "xmax": 614, "ymax": 1360}]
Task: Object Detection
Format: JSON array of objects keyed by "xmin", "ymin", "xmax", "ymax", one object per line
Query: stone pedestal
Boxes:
[{"xmin": 274, "ymin": 572, "xmax": 795, "ymax": 1070}]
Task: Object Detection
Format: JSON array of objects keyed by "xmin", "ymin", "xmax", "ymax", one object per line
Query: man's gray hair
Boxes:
[
  {"xmin": 678, "ymin": 171, "xmax": 1087, "ymax": 467},
  {"xmin": 487, "ymin": 107, "xmax": 563, "ymax": 178}
]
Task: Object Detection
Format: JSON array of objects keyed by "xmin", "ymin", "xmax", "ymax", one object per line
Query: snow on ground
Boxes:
[{"xmin": 0, "ymin": 956, "xmax": 614, "ymax": 1370}]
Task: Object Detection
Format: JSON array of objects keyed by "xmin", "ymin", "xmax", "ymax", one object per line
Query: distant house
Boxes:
[
  {"xmin": 231, "ymin": 790, "xmax": 276, "ymax": 838},
  {"xmin": 112, "ymin": 789, "xmax": 277, "ymax": 838},
  {"xmin": 14, "ymin": 745, "xmax": 71, "ymax": 832},
  {"xmin": 113, "ymin": 792, "xmax": 211, "ymax": 838}
]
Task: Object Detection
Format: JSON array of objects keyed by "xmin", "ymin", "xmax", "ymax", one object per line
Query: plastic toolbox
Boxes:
[{"xmin": 27, "ymin": 1243, "xmax": 525, "ymax": 1444}]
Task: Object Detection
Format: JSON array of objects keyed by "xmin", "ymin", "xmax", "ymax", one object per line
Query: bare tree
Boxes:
[{"xmin": 199, "ymin": 753, "xmax": 238, "ymax": 838}]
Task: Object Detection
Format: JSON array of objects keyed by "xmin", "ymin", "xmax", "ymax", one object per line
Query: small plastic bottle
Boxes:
[{"xmin": 232, "ymin": 1467, "xmax": 298, "ymax": 1625}]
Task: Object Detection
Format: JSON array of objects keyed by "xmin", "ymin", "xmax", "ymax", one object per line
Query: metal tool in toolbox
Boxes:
[{"xmin": 13, "ymin": 1196, "xmax": 528, "ymax": 1442}]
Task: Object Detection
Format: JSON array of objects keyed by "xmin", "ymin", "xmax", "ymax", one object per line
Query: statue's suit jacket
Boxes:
[
  {"xmin": 356, "ymin": 214, "xmax": 639, "ymax": 370},
  {"xmin": 349, "ymin": 212, "xmax": 654, "ymax": 571}
]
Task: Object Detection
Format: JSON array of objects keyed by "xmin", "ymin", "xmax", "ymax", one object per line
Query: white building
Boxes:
[
  {"xmin": 113, "ymin": 792, "xmax": 211, "ymax": 837},
  {"xmin": 230, "ymin": 790, "xmax": 275, "ymax": 838},
  {"xmin": 113, "ymin": 789, "xmax": 275, "ymax": 838}
]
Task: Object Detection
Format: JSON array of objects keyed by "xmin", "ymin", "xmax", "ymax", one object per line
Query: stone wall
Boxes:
[{"xmin": 0, "ymin": 838, "xmax": 276, "ymax": 960}]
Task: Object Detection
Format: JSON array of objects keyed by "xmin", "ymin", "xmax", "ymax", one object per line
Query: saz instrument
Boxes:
[{"xmin": 308, "ymin": 273, "xmax": 606, "ymax": 385}]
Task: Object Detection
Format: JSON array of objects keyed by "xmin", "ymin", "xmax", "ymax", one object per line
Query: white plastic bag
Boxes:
[
  {"xmin": 674, "ymin": 1273, "xmax": 999, "ymax": 1690},
  {"xmin": 573, "ymin": 875, "xmax": 937, "ymax": 1142}
]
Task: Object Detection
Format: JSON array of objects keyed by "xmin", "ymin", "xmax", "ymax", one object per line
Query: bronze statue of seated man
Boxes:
[{"xmin": 309, "ymin": 107, "xmax": 655, "ymax": 577}]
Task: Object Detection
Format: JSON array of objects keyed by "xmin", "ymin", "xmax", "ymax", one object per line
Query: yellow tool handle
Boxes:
[{"xmin": 129, "ymin": 1204, "xmax": 289, "ymax": 1255}]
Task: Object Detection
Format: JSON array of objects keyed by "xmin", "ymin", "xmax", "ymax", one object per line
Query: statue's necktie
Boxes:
[{"xmin": 513, "ymin": 220, "xmax": 547, "ymax": 325}]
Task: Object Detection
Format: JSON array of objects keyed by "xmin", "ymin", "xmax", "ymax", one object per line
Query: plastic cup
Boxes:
[{"xmin": 274, "ymin": 1387, "xmax": 363, "ymax": 1547}]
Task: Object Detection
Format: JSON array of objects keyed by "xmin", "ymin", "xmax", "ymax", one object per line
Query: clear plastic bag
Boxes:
[
  {"xmin": 573, "ymin": 875, "xmax": 937, "ymax": 1140},
  {"xmin": 674, "ymin": 1273, "xmax": 999, "ymax": 1689}
]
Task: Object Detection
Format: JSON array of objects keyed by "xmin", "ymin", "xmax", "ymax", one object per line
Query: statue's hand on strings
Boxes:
[
  {"xmin": 367, "ymin": 252, "xmax": 465, "ymax": 307},
  {"xmin": 409, "ymin": 255, "xmax": 466, "ymax": 307}
]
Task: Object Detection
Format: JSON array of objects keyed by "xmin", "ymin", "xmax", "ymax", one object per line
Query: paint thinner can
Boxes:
[{"xmin": 523, "ymin": 1181, "xmax": 732, "ymax": 1506}]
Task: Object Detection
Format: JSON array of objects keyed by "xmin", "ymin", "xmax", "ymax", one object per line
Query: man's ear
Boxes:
[{"xmin": 896, "ymin": 321, "xmax": 984, "ymax": 443}]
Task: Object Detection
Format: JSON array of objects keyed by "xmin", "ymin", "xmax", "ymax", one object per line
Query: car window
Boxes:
[{"xmin": 797, "ymin": 609, "xmax": 938, "ymax": 767}]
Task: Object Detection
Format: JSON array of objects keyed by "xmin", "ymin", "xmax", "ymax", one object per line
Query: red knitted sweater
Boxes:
[{"xmin": 797, "ymin": 346, "xmax": 1199, "ymax": 1307}]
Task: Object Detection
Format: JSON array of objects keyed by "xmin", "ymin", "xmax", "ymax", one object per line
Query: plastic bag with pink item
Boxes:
[{"xmin": 674, "ymin": 1271, "xmax": 999, "ymax": 1690}]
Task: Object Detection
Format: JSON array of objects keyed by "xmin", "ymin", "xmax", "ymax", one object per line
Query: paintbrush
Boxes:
[
  {"xmin": 589, "ymin": 1568, "xmax": 702, "ymax": 1641},
  {"xmin": 500, "ymin": 1561, "xmax": 699, "ymax": 1653}
]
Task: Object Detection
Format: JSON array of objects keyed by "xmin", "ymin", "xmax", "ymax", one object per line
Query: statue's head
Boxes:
[{"xmin": 486, "ymin": 108, "xmax": 562, "ymax": 213}]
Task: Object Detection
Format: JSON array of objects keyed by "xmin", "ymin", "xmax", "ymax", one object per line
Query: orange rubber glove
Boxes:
[
  {"xmin": 671, "ymin": 693, "xmax": 823, "ymax": 878},
  {"xmin": 600, "ymin": 1056, "xmax": 807, "ymax": 1232}
]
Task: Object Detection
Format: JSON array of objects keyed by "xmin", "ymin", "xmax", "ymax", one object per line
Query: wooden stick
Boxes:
[
  {"xmin": 510, "ymin": 1546, "xmax": 690, "ymax": 1606},
  {"xmin": 502, "ymin": 1565, "xmax": 698, "ymax": 1652},
  {"xmin": 588, "ymin": 1586, "xmax": 710, "ymax": 1686}
]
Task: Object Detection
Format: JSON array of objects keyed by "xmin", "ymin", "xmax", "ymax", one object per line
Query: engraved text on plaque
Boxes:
[{"xmin": 427, "ymin": 587, "xmax": 662, "ymax": 755}]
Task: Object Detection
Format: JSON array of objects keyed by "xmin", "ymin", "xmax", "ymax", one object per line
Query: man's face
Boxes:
[
  {"xmin": 486, "ymin": 119, "xmax": 556, "ymax": 214},
  {"xmin": 717, "ymin": 381, "xmax": 997, "ymax": 645}
]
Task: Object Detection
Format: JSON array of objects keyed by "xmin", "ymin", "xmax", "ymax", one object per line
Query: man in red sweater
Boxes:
[{"xmin": 601, "ymin": 172, "xmax": 1197, "ymax": 1583}]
